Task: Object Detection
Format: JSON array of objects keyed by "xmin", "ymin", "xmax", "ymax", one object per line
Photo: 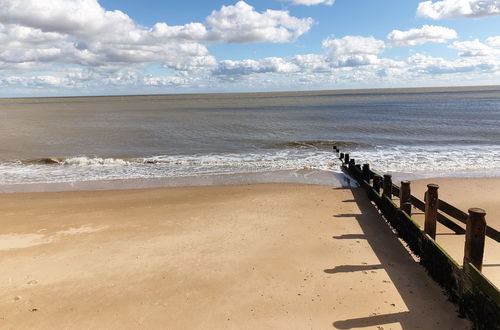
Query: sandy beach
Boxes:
[{"xmin": 0, "ymin": 183, "xmax": 470, "ymax": 329}]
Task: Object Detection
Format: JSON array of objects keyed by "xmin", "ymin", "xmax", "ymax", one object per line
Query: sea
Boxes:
[{"xmin": 1, "ymin": 86, "xmax": 500, "ymax": 188}]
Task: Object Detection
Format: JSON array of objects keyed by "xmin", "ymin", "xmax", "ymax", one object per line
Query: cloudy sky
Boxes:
[{"xmin": 1, "ymin": 0, "xmax": 500, "ymax": 96}]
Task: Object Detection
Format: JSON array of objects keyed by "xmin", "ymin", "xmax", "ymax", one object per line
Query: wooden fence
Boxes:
[{"xmin": 334, "ymin": 147, "xmax": 500, "ymax": 330}]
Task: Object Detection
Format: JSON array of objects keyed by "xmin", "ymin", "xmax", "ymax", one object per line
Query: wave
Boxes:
[
  {"xmin": 20, "ymin": 157, "xmax": 134, "ymax": 166},
  {"xmin": 1, "ymin": 150, "xmax": 339, "ymax": 185},
  {"xmin": 3, "ymin": 145, "xmax": 500, "ymax": 186},
  {"xmin": 23, "ymin": 158, "xmax": 64, "ymax": 165},
  {"xmin": 268, "ymin": 140, "xmax": 371, "ymax": 150}
]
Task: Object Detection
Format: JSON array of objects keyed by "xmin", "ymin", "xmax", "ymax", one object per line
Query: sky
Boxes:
[{"xmin": 1, "ymin": 0, "xmax": 500, "ymax": 96}]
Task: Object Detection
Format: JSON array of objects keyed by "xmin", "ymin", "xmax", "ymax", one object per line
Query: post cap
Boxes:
[
  {"xmin": 427, "ymin": 183, "xmax": 439, "ymax": 190},
  {"xmin": 384, "ymin": 174, "xmax": 392, "ymax": 179},
  {"xmin": 401, "ymin": 180, "xmax": 410, "ymax": 185},
  {"xmin": 468, "ymin": 208, "xmax": 486, "ymax": 216}
]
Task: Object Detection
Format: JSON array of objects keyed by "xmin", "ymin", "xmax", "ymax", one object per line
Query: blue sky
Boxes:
[{"xmin": 1, "ymin": 0, "xmax": 500, "ymax": 96}]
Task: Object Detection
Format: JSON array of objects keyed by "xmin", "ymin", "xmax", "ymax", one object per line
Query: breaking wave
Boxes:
[{"xmin": 2, "ymin": 144, "xmax": 500, "ymax": 185}]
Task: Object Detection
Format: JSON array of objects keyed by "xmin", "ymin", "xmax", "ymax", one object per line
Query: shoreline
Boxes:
[
  {"xmin": 2, "ymin": 167, "xmax": 500, "ymax": 194},
  {"xmin": 0, "ymin": 169, "xmax": 352, "ymax": 193}
]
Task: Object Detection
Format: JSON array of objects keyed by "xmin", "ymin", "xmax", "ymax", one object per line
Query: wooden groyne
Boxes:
[{"xmin": 334, "ymin": 147, "xmax": 500, "ymax": 330}]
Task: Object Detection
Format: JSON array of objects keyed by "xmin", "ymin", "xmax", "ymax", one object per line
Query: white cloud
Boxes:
[
  {"xmin": 205, "ymin": 1, "xmax": 313, "ymax": 43},
  {"xmin": 486, "ymin": 36, "xmax": 500, "ymax": 47},
  {"xmin": 214, "ymin": 57, "xmax": 300, "ymax": 76},
  {"xmin": 0, "ymin": 0, "xmax": 312, "ymax": 74},
  {"xmin": 322, "ymin": 36, "xmax": 385, "ymax": 67},
  {"xmin": 0, "ymin": 0, "xmax": 136, "ymax": 38},
  {"xmin": 280, "ymin": 0, "xmax": 335, "ymax": 6},
  {"xmin": 387, "ymin": 25, "xmax": 457, "ymax": 46},
  {"xmin": 408, "ymin": 53, "xmax": 497, "ymax": 74},
  {"xmin": 292, "ymin": 54, "xmax": 331, "ymax": 71},
  {"xmin": 214, "ymin": 35, "xmax": 395, "ymax": 78},
  {"xmin": 322, "ymin": 36, "xmax": 385, "ymax": 56},
  {"xmin": 417, "ymin": 0, "xmax": 500, "ymax": 19},
  {"xmin": 450, "ymin": 39, "xmax": 496, "ymax": 56},
  {"xmin": 2, "ymin": 0, "xmax": 500, "ymax": 94}
]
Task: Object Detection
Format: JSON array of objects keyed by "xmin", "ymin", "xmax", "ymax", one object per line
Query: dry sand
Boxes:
[
  {"xmin": 0, "ymin": 183, "xmax": 470, "ymax": 329},
  {"xmin": 407, "ymin": 178, "xmax": 500, "ymax": 288}
]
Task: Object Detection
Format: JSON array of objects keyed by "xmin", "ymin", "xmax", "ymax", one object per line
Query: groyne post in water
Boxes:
[
  {"xmin": 349, "ymin": 159, "xmax": 355, "ymax": 171},
  {"xmin": 424, "ymin": 184, "xmax": 439, "ymax": 240},
  {"xmin": 464, "ymin": 208, "xmax": 487, "ymax": 272},
  {"xmin": 344, "ymin": 153, "xmax": 350, "ymax": 164},
  {"xmin": 383, "ymin": 174, "xmax": 392, "ymax": 199},
  {"xmin": 400, "ymin": 181, "xmax": 412, "ymax": 216},
  {"xmin": 373, "ymin": 175, "xmax": 382, "ymax": 194},
  {"xmin": 362, "ymin": 164, "xmax": 371, "ymax": 182}
]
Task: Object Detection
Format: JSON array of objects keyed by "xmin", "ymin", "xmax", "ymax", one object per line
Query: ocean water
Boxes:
[{"xmin": 1, "ymin": 86, "xmax": 500, "ymax": 186}]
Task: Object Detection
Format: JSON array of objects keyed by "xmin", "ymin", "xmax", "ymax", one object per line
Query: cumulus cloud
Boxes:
[
  {"xmin": 0, "ymin": 0, "xmax": 312, "ymax": 74},
  {"xmin": 322, "ymin": 36, "xmax": 385, "ymax": 56},
  {"xmin": 214, "ymin": 57, "xmax": 300, "ymax": 76},
  {"xmin": 408, "ymin": 53, "xmax": 497, "ymax": 74},
  {"xmin": 292, "ymin": 54, "xmax": 331, "ymax": 71},
  {"xmin": 417, "ymin": 0, "xmax": 500, "ymax": 19},
  {"xmin": 280, "ymin": 0, "xmax": 335, "ymax": 6},
  {"xmin": 322, "ymin": 36, "xmax": 385, "ymax": 67},
  {"xmin": 387, "ymin": 25, "xmax": 457, "ymax": 46},
  {"xmin": 450, "ymin": 39, "xmax": 496, "ymax": 56},
  {"xmin": 214, "ymin": 35, "xmax": 391, "ymax": 77},
  {"xmin": 205, "ymin": 1, "xmax": 312, "ymax": 43},
  {"xmin": 486, "ymin": 36, "xmax": 500, "ymax": 47}
]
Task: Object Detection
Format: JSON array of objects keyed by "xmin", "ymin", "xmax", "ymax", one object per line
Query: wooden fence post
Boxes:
[
  {"xmin": 373, "ymin": 175, "xmax": 382, "ymax": 194},
  {"xmin": 400, "ymin": 180, "xmax": 411, "ymax": 208},
  {"xmin": 400, "ymin": 181, "xmax": 412, "ymax": 216},
  {"xmin": 424, "ymin": 184, "xmax": 439, "ymax": 240},
  {"xmin": 402, "ymin": 202, "xmax": 412, "ymax": 217},
  {"xmin": 464, "ymin": 208, "xmax": 487, "ymax": 272},
  {"xmin": 362, "ymin": 164, "xmax": 370, "ymax": 182},
  {"xmin": 383, "ymin": 174, "xmax": 392, "ymax": 199}
]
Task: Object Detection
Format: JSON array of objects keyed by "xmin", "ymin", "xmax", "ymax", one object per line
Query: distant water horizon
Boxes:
[{"xmin": 1, "ymin": 85, "xmax": 500, "ymax": 186}]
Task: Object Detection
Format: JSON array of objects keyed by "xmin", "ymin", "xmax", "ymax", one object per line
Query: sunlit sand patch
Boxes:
[
  {"xmin": 0, "ymin": 233, "xmax": 45, "ymax": 251},
  {"xmin": 55, "ymin": 225, "xmax": 109, "ymax": 237},
  {"xmin": 0, "ymin": 225, "xmax": 108, "ymax": 251}
]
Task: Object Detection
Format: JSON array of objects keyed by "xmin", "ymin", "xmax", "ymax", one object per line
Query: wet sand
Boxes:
[{"xmin": 0, "ymin": 183, "xmax": 469, "ymax": 329}]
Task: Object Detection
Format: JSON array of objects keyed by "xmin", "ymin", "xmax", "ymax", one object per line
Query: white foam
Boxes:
[
  {"xmin": 348, "ymin": 145, "xmax": 500, "ymax": 178},
  {"xmin": 61, "ymin": 157, "xmax": 131, "ymax": 166},
  {"xmin": 2, "ymin": 145, "xmax": 500, "ymax": 185},
  {"xmin": 0, "ymin": 150, "xmax": 341, "ymax": 185}
]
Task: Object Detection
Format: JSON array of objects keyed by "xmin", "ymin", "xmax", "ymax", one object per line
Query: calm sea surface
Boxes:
[{"xmin": 1, "ymin": 86, "xmax": 500, "ymax": 185}]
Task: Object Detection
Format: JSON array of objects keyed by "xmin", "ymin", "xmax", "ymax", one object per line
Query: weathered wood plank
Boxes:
[
  {"xmin": 392, "ymin": 184, "xmax": 400, "ymax": 198},
  {"xmin": 439, "ymin": 199, "xmax": 468, "ymax": 223}
]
